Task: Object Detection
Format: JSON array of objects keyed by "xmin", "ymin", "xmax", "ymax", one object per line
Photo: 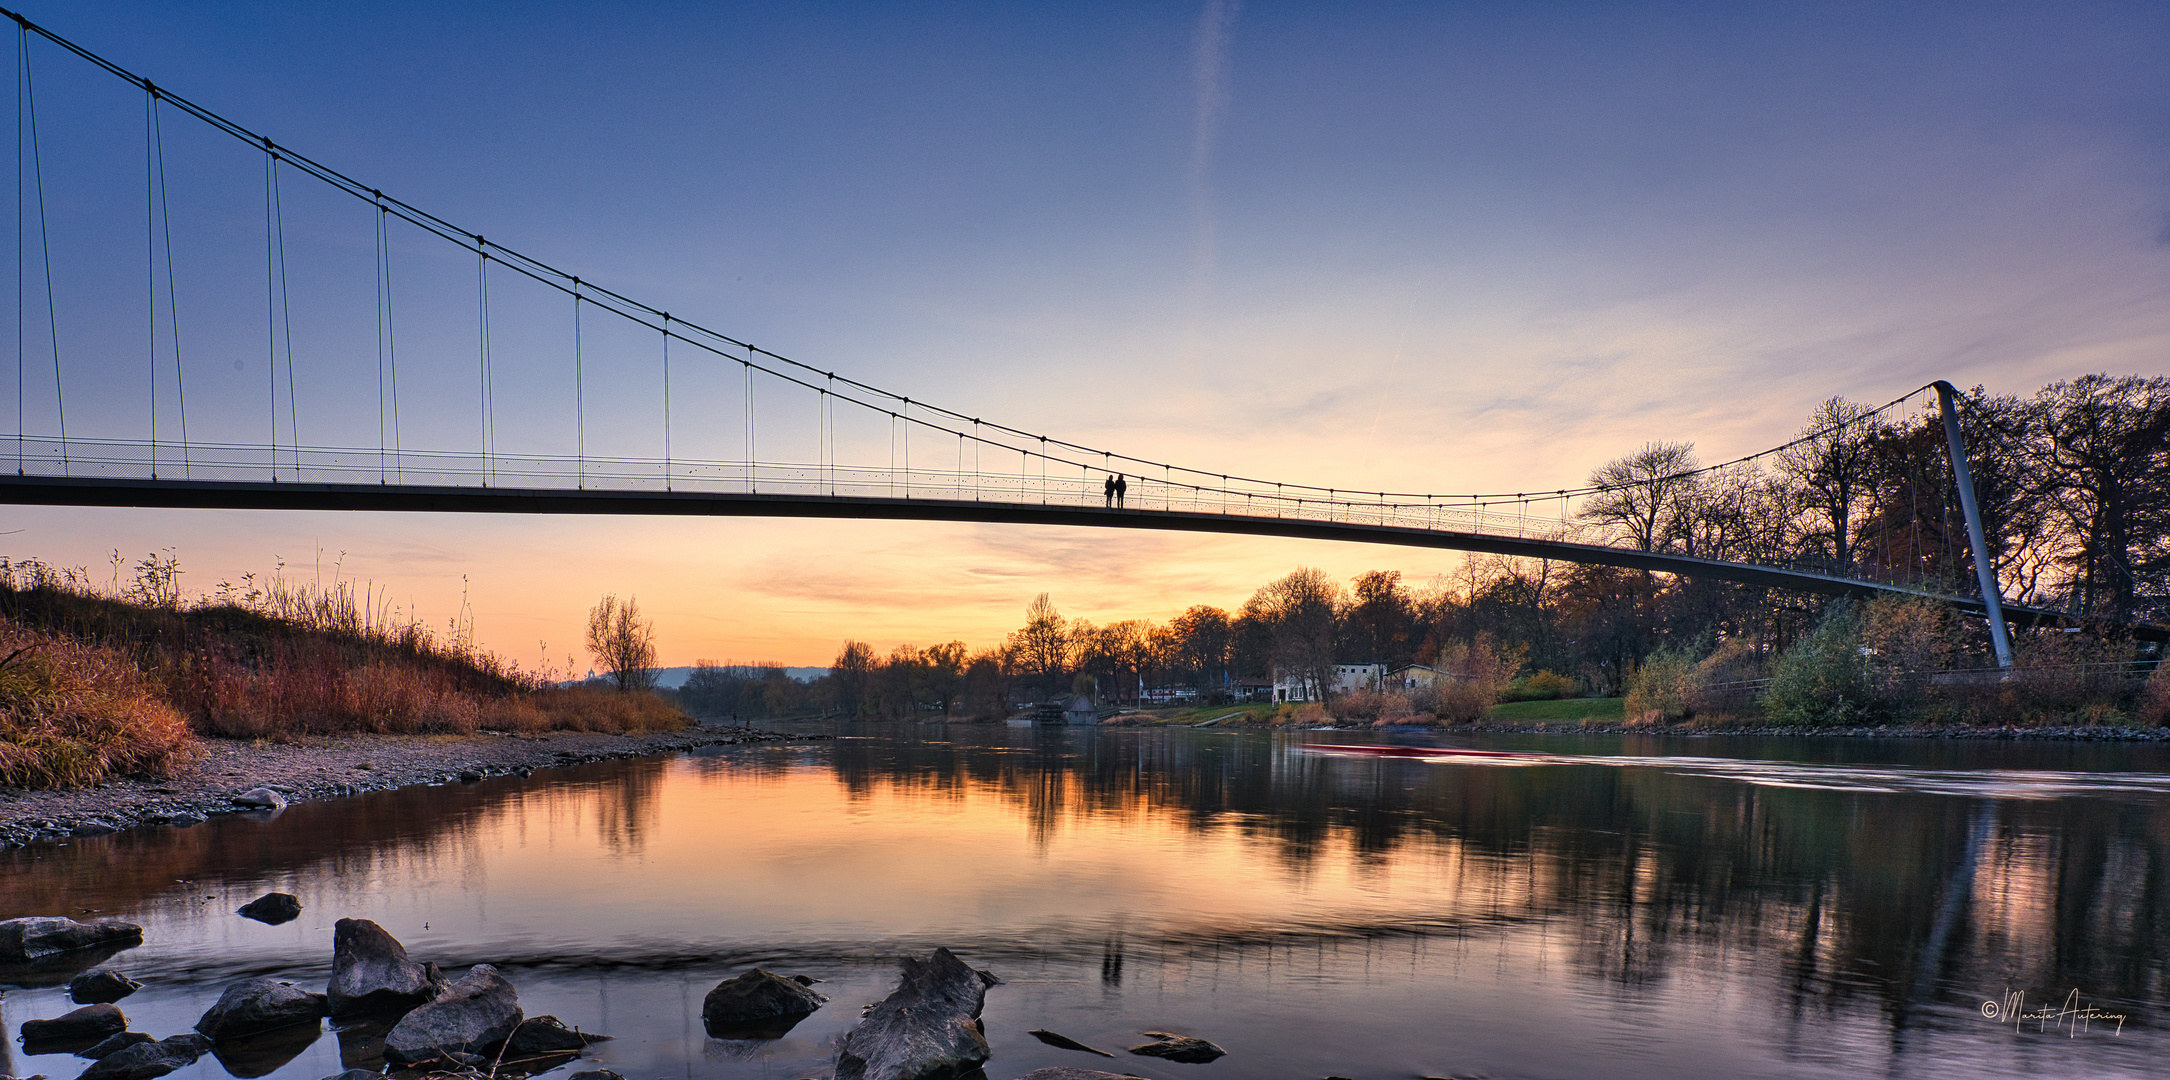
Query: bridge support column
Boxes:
[{"xmin": 1933, "ymin": 381, "xmax": 2015, "ymax": 669}]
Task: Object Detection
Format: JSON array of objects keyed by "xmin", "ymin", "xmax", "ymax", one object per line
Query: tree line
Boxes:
[{"xmin": 668, "ymin": 373, "xmax": 2166, "ymax": 723}]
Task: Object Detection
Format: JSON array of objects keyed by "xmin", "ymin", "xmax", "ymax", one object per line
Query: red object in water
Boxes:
[{"xmin": 1304, "ymin": 744, "xmax": 1542, "ymax": 760}]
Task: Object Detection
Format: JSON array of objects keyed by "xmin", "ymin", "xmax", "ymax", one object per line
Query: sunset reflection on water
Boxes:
[{"xmin": 3, "ymin": 725, "xmax": 2166, "ymax": 1080}]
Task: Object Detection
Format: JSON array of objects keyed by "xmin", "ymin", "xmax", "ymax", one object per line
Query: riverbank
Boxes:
[
  {"xmin": 1102, "ymin": 700, "xmax": 2170, "ymax": 740},
  {"xmin": 0, "ymin": 723, "xmax": 827, "ymax": 848}
]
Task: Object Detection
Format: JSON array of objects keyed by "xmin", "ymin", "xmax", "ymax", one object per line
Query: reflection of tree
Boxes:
[
  {"xmin": 824, "ymin": 729, "xmax": 2170, "ymax": 1032},
  {"xmin": 0, "ymin": 759, "xmax": 669, "ymax": 918}
]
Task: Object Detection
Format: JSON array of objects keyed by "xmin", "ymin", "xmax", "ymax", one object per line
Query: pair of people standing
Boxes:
[{"xmin": 1103, "ymin": 473, "xmax": 1128, "ymax": 508}]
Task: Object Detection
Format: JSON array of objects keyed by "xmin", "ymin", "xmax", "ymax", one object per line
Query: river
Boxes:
[{"xmin": 3, "ymin": 724, "xmax": 2165, "ymax": 1080}]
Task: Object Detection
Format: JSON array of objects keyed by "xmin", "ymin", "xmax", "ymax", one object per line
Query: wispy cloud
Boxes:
[{"xmin": 1186, "ymin": 0, "xmax": 1240, "ymax": 327}]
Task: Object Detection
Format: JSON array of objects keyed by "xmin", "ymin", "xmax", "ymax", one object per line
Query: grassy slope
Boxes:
[
  {"xmin": 0, "ymin": 584, "xmax": 686, "ymax": 789},
  {"xmin": 1484, "ymin": 697, "xmax": 1628, "ymax": 723}
]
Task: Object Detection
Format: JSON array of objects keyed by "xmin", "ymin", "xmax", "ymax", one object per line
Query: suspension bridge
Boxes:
[{"xmin": 0, "ymin": 10, "xmax": 2149, "ymax": 655}]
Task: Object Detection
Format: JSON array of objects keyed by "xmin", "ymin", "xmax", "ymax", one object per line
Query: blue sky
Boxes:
[{"xmin": 8, "ymin": 1, "xmax": 2169, "ymax": 667}]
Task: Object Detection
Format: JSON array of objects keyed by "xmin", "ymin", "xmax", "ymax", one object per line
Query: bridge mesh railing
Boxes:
[{"xmin": 1, "ymin": 435, "xmax": 1582, "ymax": 540}]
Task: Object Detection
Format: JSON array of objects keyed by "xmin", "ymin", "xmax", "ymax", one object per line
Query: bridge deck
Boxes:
[{"xmin": 3, "ymin": 473, "xmax": 2139, "ymax": 639}]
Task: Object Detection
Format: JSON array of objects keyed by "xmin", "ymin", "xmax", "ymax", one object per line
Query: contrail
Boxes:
[{"xmin": 1187, "ymin": 0, "xmax": 1239, "ymax": 322}]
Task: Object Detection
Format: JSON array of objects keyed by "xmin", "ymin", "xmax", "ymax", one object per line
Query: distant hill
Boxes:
[{"xmin": 640, "ymin": 665, "xmax": 829, "ymax": 688}]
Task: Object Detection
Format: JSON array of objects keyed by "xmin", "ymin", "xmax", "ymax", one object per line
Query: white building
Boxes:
[
  {"xmin": 1387, "ymin": 664, "xmax": 1440, "ymax": 690},
  {"xmin": 1273, "ymin": 664, "xmax": 1384, "ymax": 702}
]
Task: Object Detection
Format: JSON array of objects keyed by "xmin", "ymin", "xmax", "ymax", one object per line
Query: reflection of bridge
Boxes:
[{"xmin": 0, "ymin": 11, "xmax": 2148, "ymax": 650}]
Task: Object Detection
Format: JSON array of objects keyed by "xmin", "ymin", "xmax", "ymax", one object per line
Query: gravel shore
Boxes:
[{"xmin": 0, "ymin": 724, "xmax": 828, "ymax": 848}]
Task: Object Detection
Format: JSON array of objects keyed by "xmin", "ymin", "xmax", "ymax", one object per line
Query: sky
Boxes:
[{"xmin": 5, "ymin": 1, "xmax": 2169, "ymax": 671}]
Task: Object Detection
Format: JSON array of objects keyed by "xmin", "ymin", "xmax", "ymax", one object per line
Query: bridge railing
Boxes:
[
  {"xmin": 1, "ymin": 434, "xmax": 2053, "ymax": 603},
  {"xmin": 1, "ymin": 434, "xmax": 1582, "ymax": 540}
]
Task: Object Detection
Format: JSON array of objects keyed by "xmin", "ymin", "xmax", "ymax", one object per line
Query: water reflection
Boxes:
[{"xmin": 0, "ymin": 727, "xmax": 2164, "ymax": 1080}]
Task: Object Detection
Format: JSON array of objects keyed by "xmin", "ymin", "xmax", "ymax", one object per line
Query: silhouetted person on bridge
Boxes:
[
  {"xmin": 1104, "ymin": 475, "xmax": 1117, "ymax": 507},
  {"xmin": 1114, "ymin": 474, "xmax": 1127, "ymax": 508}
]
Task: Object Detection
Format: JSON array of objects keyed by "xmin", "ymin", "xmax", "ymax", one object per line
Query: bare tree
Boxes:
[
  {"xmin": 920, "ymin": 641, "xmax": 969, "ymax": 716},
  {"xmin": 1779, "ymin": 398, "xmax": 1884, "ymax": 573},
  {"xmin": 1580, "ymin": 442, "xmax": 1701, "ymax": 552},
  {"xmin": 1170, "ymin": 605, "xmax": 1233, "ymax": 691},
  {"xmin": 1008, "ymin": 592, "xmax": 1069, "ymax": 696},
  {"xmin": 585, "ymin": 594, "xmax": 658, "ymax": 692},
  {"xmin": 832, "ymin": 640, "xmax": 876, "ymax": 716},
  {"xmin": 2028, "ymin": 374, "xmax": 2170, "ymax": 622},
  {"xmin": 1247, "ymin": 567, "xmax": 1341, "ymax": 702}
]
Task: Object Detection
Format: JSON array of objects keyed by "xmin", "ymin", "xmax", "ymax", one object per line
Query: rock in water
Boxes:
[
  {"xmin": 69, "ymin": 969, "xmax": 143, "ymax": 1004},
  {"xmin": 20, "ymin": 1004, "xmax": 127, "ymax": 1045},
  {"xmin": 0, "ymin": 917, "xmax": 144, "ymax": 962},
  {"xmin": 1127, "ymin": 1032, "xmax": 1225, "ymax": 1064},
  {"xmin": 566, "ymin": 1071, "xmax": 625, "ymax": 1080},
  {"xmin": 320, "ymin": 1071, "xmax": 382, "ymax": 1080},
  {"xmin": 833, "ymin": 948, "xmax": 998, "ymax": 1080},
  {"xmin": 504, "ymin": 1015, "xmax": 611, "ymax": 1055},
  {"xmin": 236, "ymin": 894, "xmax": 302, "ymax": 925},
  {"xmin": 75, "ymin": 1032, "xmax": 153, "ymax": 1060},
  {"xmin": 1026, "ymin": 1030, "xmax": 1115, "ymax": 1057},
  {"xmin": 701, "ymin": 968, "xmax": 828, "ymax": 1037},
  {"xmin": 233, "ymin": 788, "xmax": 287, "ymax": 810},
  {"xmin": 75, "ymin": 1035, "xmax": 211, "ymax": 1080},
  {"xmin": 381, "ymin": 964, "xmax": 522, "ymax": 1065},
  {"xmin": 326, "ymin": 919, "xmax": 440, "ymax": 1017},
  {"xmin": 194, "ymin": 979, "xmax": 329, "ymax": 1040}
]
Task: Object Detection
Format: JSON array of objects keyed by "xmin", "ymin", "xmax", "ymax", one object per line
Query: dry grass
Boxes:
[
  {"xmin": 0, "ymin": 623, "xmax": 200, "ymax": 788},
  {"xmin": 482, "ymin": 686, "xmax": 686, "ymax": 734},
  {"xmin": 0, "ymin": 556, "xmax": 687, "ymax": 785}
]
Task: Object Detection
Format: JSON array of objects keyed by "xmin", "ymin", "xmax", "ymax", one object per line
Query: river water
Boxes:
[{"xmin": 3, "ymin": 724, "xmax": 2166, "ymax": 1080}]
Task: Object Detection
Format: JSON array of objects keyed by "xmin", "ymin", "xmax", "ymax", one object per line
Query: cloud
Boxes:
[{"xmin": 1187, "ymin": 0, "xmax": 1241, "ymax": 321}]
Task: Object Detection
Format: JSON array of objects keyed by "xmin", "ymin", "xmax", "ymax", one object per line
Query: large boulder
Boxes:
[
  {"xmin": 0, "ymin": 918, "xmax": 143, "ymax": 963},
  {"xmin": 75, "ymin": 1035, "xmax": 211, "ymax": 1080},
  {"xmin": 833, "ymin": 949, "xmax": 999, "ymax": 1080},
  {"xmin": 701, "ymin": 969, "xmax": 827, "ymax": 1037},
  {"xmin": 194, "ymin": 978, "xmax": 329, "ymax": 1040},
  {"xmin": 381, "ymin": 964, "xmax": 522, "ymax": 1065},
  {"xmin": 236, "ymin": 894, "xmax": 302, "ymax": 926},
  {"xmin": 326, "ymin": 919, "xmax": 439, "ymax": 1018},
  {"xmin": 69, "ymin": 969, "xmax": 142, "ymax": 1004},
  {"xmin": 20, "ymin": 1004, "xmax": 127, "ymax": 1047}
]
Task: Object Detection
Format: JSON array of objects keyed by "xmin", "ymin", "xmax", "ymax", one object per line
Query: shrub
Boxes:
[
  {"xmin": 2140, "ymin": 662, "xmax": 2170, "ymax": 727},
  {"xmin": 1419, "ymin": 634, "xmax": 1518, "ymax": 722},
  {"xmin": 1624, "ymin": 648, "xmax": 1696, "ymax": 724},
  {"xmin": 1331, "ymin": 688, "xmax": 1389, "ymax": 722},
  {"xmin": 1762, "ymin": 602, "xmax": 1871, "ymax": 726},
  {"xmin": 0, "ymin": 623, "xmax": 200, "ymax": 788},
  {"xmin": 1505, "ymin": 670, "xmax": 1578, "ymax": 701},
  {"xmin": 1861, "ymin": 595, "xmax": 1957, "ymax": 696}
]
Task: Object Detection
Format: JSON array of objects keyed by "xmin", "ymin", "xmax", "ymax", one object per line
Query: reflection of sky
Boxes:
[
  {"xmin": 3, "ymin": 731, "xmax": 2168, "ymax": 1077},
  {"xmin": 10, "ymin": 2, "xmax": 2170, "ymax": 664}
]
